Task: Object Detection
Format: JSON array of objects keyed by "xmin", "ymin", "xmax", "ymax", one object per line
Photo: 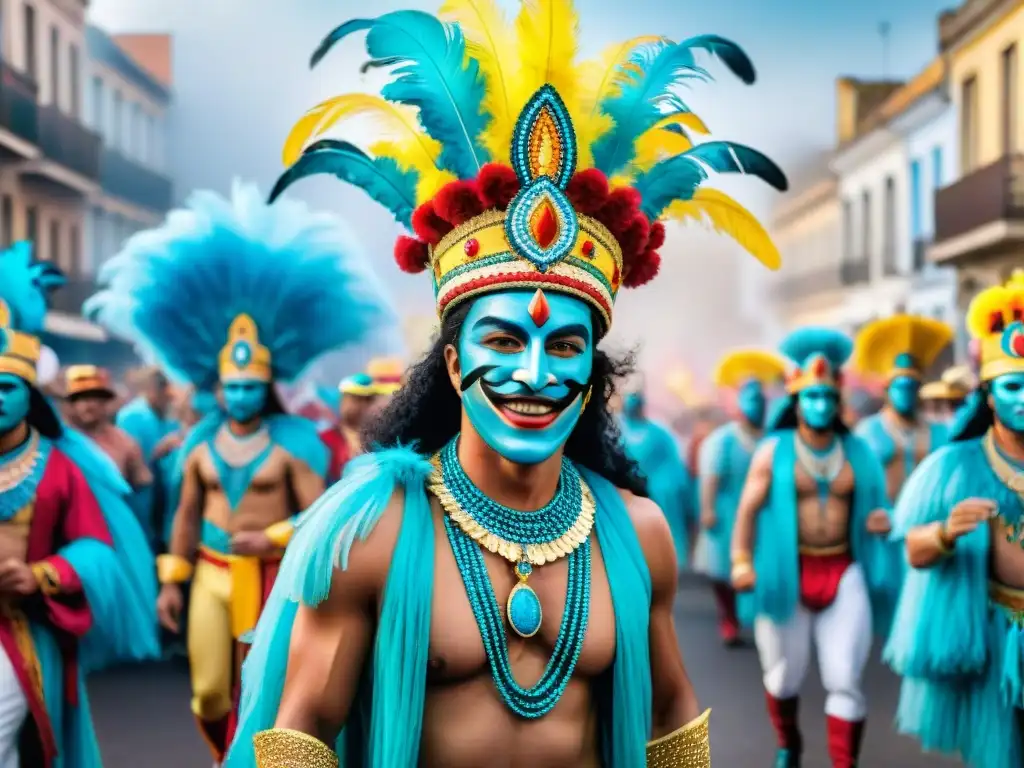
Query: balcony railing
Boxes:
[
  {"xmin": 0, "ymin": 62, "xmax": 38, "ymax": 145},
  {"xmin": 100, "ymin": 148, "xmax": 173, "ymax": 213},
  {"xmin": 840, "ymin": 258, "xmax": 870, "ymax": 285},
  {"xmin": 934, "ymin": 154, "xmax": 1024, "ymax": 244},
  {"xmin": 48, "ymin": 276, "xmax": 94, "ymax": 315},
  {"xmin": 37, "ymin": 105, "xmax": 100, "ymax": 181},
  {"xmin": 778, "ymin": 266, "xmax": 842, "ymax": 301}
]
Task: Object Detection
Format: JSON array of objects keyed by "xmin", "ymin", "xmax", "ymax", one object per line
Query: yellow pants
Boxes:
[{"xmin": 188, "ymin": 558, "xmax": 234, "ymax": 722}]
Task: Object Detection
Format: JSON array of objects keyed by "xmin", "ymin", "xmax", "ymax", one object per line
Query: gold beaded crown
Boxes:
[
  {"xmin": 218, "ymin": 314, "xmax": 273, "ymax": 383},
  {"xmin": 966, "ymin": 270, "xmax": 1024, "ymax": 382},
  {"xmin": 272, "ymin": 1, "xmax": 788, "ymax": 335},
  {"xmin": 0, "ymin": 300, "xmax": 41, "ymax": 385}
]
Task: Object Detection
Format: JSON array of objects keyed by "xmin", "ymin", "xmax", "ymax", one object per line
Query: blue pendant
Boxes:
[{"xmin": 507, "ymin": 582, "xmax": 542, "ymax": 638}]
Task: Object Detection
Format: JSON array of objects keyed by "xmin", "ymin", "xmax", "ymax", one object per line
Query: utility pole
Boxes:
[{"xmin": 879, "ymin": 21, "xmax": 891, "ymax": 80}]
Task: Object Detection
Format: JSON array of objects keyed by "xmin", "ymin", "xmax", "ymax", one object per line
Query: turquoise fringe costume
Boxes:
[
  {"xmin": 853, "ymin": 413, "xmax": 947, "ymax": 504},
  {"xmin": 226, "ymin": 447, "xmax": 655, "ymax": 767},
  {"xmin": 884, "ymin": 436, "xmax": 1024, "ymax": 767}
]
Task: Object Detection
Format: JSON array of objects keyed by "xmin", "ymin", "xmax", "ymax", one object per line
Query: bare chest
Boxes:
[
  {"xmin": 881, "ymin": 427, "xmax": 929, "ymax": 497},
  {"xmin": 990, "ymin": 519, "xmax": 1024, "ymax": 589},
  {"xmin": 794, "ymin": 462, "xmax": 854, "ymax": 547},
  {"xmin": 195, "ymin": 444, "xmax": 292, "ymax": 530},
  {"xmin": 0, "ymin": 507, "xmax": 32, "ymax": 563},
  {"xmin": 90, "ymin": 429, "xmax": 132, "ymax": 477}
]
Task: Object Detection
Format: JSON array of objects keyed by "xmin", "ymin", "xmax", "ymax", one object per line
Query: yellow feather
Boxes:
[
  {"xmin": 665, "ymin": 189, "xmax": 782, "ymax": 271},
  {"xmin": 282, "ymin": 94, "xmax": 441, "ymax": 180},
  {"xmin": 368, "ymin": 141, "xmax": 456, "ymax": 205},
  {"xmin": 439, "ymin": 0, "xmax": 519, "ymax": 162},
  {"xmin": 632, "ymin": 117, "xmax": 694, "ymax": 172},
  {"xmin": 657, "ymin": 110, "xmax": 710, "ymax": 135}
]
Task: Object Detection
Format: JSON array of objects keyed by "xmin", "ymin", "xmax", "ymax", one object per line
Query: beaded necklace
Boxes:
[
  {"xmin": 431, "ymin": 438, "xmax": 593, "ymax": 718},
  {"xmin": 0, "ymin": 430, "xmax": 48, "ymax": 522}
]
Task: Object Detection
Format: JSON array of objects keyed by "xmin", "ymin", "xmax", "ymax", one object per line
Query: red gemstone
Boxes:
[
  {"xmin": 531, "ymin": 203, "xmax": 558, "ymax": 249},
  {"xmin": 464, "ymin": 238, "xmax": 480, "ymax": 257},
  {"xmin": 528, "ymin": 289, "xmax": 551, "ymax": 327},
  {"xmin": 581, "ymin": 240, "xmax": 595, "ymax": 257},
  {"xmin": 813, "ymin": 357, "xmax": 828, "ymax": 377},
  {"xmin": 1012, "ymin": 332, "xmax": 1024, "ymax": 357}
]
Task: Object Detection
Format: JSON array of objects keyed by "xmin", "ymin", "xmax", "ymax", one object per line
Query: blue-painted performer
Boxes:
[
  {"xmin": 884, "ymin": 272, "xmax": 1024, "ymax": 768},
  {"xmin": 851, "ymin": 314, "xmax": 953, "ymax": 504},
  {"xmin": 696, "ymin": 348, "xmax": 786, "ymax": 646},
  {"xmin": 226, "ymin": 2, "xmax": 788, "ymax": 766},
  {"xmin": 730, "ymin": 327, "xmax": 899, "ymax": 768},
  {"xmin": 85, "ymin": 181, "xmax": 394, "ymax": 765},
  {"xmin": 0, "ymin": 241, "xmax": 159, "ymax": 767},
  {"xmin": 619, "ymin": 386, "xmax": 694, "ymax": 570}
]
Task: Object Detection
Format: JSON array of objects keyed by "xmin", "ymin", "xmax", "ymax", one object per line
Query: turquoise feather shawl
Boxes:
[
  {"xmin": 737, "ymin": 429, "xmax": 901, "ymax": 634},
  {"xmin": 226, "ymin": 446, "xmax": 653, "ymax": 767},
  {"xmin": 884, "ymin": 439, "xmax": 1023, "ymax": 767},
  {"xmin": 697, "ymin": 422, "xmax": 757, "ymax": 581},
  {"xmin": 853, "ymin": 413, "xmax": 947, "ymax": 505}
]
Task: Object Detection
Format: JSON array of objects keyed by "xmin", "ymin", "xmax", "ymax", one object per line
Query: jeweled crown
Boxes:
[
  {"xmin": 967, "ymin": 270, "xmax": 1024, "ymax": 381},
  {"xmin": 218, "ymin": 314, "xmax": 272, "ymax": 383},
  {"xmin": 785, "ymin": 354, "xmax": 839, "ymax": 395},
  {"xmin": 0, "ymin": 299, "xmax": 41, "ymax": 385}
]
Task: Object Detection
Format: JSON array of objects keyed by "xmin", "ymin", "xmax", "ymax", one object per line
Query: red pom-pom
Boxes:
[
  {"xmin": 477, "ymin": 164, "xmax": 520, "ymax": 210},
  {"xmin": 411, "ymin": 202, "xmax": 452, "ymax": 245},
  {"xmin": 566, "ymin": 169, "xmax": 610, "ymax": 216},
  {"xmin": 623, "ymin": 250, "xmax": 661, "ymax": 288},
  {"xmin": 646, "ymin": 221, "xmax": 666, "ymax": 252},
  {"xmin": 394, "ymin": 236, "xmax": 430, "ymax": 274},
  {"xmin": 433, "ymin": 180, "xmax": 485, "ymax": 226},
  {"xmin": 597, "ymin": 187, "xmax": 643, "ymax": 236},
  {"xmin": 617, "ymin": 215, "xmax": 651, "ymax": 264}
]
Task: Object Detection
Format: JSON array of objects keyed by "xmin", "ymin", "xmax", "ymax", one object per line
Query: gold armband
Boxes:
[
  {"xmin": 730, "ymin": 550, "xmax": 751, "ymax": 566},
  {"xmin": 934, "ymin": 522, "xmax": 954, "ymax": 556},
  {"xmin": 156, "ymin": 554, "xmax": 194, "ymax": 584},
  {"xmin": 30, "ymin": 562, "xmax": 61, "ymax": 596},
  {"xmin": 253, "ymin": 728, "xmax": 338, "ymax": 768},
  {"xmin": 647, "ymin": 708, "xmax": 711, "ymax": 767},
  {"xmin": 264, "ymin": 520, "xmax": 295, "ymax": 549}
]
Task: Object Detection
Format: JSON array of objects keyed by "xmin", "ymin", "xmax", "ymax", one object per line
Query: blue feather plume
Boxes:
[
  {"xmin": 779, "ymin": 327, "xmax": 854, "ymax": 371},
  {"xmin": 86, "ymin": 181, "xmax": 397, "ymax": 391},
  {"xmin": 311, "ymin": 11, "xmax": 489, "ymax": 179},
  {"xmin": 634, "ymin": 140, "xmax": 789, "ymax": 219},
  {"xmin": 676, "ymin": 34, "xmax": 756, "ymax": 85},
  {"xmin": 268, "ymin": 140, "xmax": 417, "ymax": 227},
  {"xmin": 0, "ymin": 241, "xmax": 66, "ymax": 333}
]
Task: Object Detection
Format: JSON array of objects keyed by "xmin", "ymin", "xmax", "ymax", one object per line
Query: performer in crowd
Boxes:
[
  {"xmin": 229, "ymin": 3, "xmax": 787, "ymax": 766},
  {"xmin": 731, "ymin": 327, "xmax": 899, "ymax": 768},
  {"xmin": 86, "ymin": 181, "xmax": 394, "ymax": 764},
  {"xmin": 619, "ymin": 384, "xmax": 694, "ymax": 569},
  {"xmin": 116, "ymin": 365, "xmax": 176, "ymax": 465},
  {"xmin": 696, "ymin": 348, "xmax": 786, "ymax": 646},
  {"xmin": 919, "ymin": 363, "xmax": 974, "ymax": 425},
  {"xmin": 0, "ymin": 241, "xmax": 159, "ymax": 767},
  {"xmin": 851, "ymin": 314, "xmax": 953, "ymax": 503},
  {"xmin": 885, "ymin": 272, "xmax": 1024, "ymax": 768}
]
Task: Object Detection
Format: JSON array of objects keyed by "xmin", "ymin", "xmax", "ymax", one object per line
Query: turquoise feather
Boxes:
[
  {"xmin": 778, "ymin": 326, "xmax": 852, "ymax": 369},
  {"xmin": 269, "ymin": 140, "xmax": 417, "ymax": 226},
  {"xmin": 0, "ymin": 241, "xmax": 65, "ymax": 333},
  {"xmin": 312, "ymin": 11, "xmax": 489, "ymax": 179},
  {"xmin": 676, "ymin": 34, "xmax": 756, "ymax": 84}
]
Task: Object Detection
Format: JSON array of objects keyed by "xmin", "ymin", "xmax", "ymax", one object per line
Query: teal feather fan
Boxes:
[
  {"xmin": 0, "ymin": 241, "xmax": 66, "ymax": 333},
  {"xmin": 85, "ymin": 181, "xmax": 396, "ymax": 391},
  {"xmin": 779, "ymin": 326, "xmax": 854, "ymax": 371}
]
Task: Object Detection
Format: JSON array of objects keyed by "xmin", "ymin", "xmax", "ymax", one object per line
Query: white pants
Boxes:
[
  {"xmin": 0, "ymin": 642, "xmax": 28, "ymax": 768},
  {"xmin": 753, "ymin": 562, "xmax": 873, "ymax": 721}
]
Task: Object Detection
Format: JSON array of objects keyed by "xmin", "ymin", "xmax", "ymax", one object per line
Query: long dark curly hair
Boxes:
[{"xmin": 363, "ymin": 301, "xmax": 646, "ymax": 496}]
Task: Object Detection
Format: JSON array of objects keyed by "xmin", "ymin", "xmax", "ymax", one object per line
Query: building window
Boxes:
[
  {"xmin": 69, "ymin": 223, "xmax": 80, "ymax": 275},
  {"xmin": 842, "ymin": 198, "xmax": 853, "ymax": 261},
  {"xmin": 49, "ymin": 25, "xmax": 58, "ymax": 108},
  {"xmin": 0, "ymin": 197, "xmax": 11, "ymax": 248},
  {"xmin": 91, "ymin": 207, "xmax": 104, "ymax": 268},
  {"xmin": 49, "ymin": 219, "xmax": 60, "ymax": 268},
  {"xmin": 1003, "ymin": 44, "xmax": 1018, "ymax": 155},
  {"xmin": 909, "ymin": 159, "xmax": 922, "ymax": 239},
  {"xmin": 112, "ymin": 90, "xmax": 122, "ymax": 148},
  {"xmin": 883, "ymin": 175, "xmax": 896, "ymax": 274},
  {"xmin": 69, "ymin": 43, "xmax": 79, "ymax": 117},
  {"xmin": 91, "ymin": 76, "xmax": 103, "ymax": 133},
  {"xmin": 130, "ymin": 102, "xmax": 141, "ymax": 159},
  {"xmin": 25, "ymin": 206, "xmax": 37, "ymax": 245},
  {"xmin": 961, "ymin": 75, "xmax": 979, "ymax": 173},
  {"xmin": 861, "ymin": 189, "xmax": 872, "ymax": 262},
  {"xmin": 932, "ymin": 146, "xmax": 944, "ymax": 188},
  {"xmin": 23, "ymin": 5, "xmax": 36, "ymax": 80}
]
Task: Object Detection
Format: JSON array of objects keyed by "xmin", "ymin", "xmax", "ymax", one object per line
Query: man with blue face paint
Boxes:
[
  {"xmin": 0, "ymin": 242, "xmax": 159, "ymax": 767},
  {"xmin": 730, "ymin": 327, "xmax": 899, "ymax": 768},
  {"xmin": 696, "ymin": 349, "xmax": 786, "ymax": 647},
  {"xmin": 852, "ymin": 315, "xmax": 953, "ymax": 505},
  {"xmin": 618, "ymin": 385, "xmax": 695, "ymax": 571},
  {"xmin": 227, "ymin": 6, "xmax": 789, "ymax": 766},
  {"xmin": 86, "ymin": 181, "xmax": 393, "ymax": 764},
  {"xmin": 885, "ymin": 272, "xmax": 1024, "ymax": 768}
]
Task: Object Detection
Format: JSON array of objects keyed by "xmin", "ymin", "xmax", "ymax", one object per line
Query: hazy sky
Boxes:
[{"xmin": 89, "ymin": 0, "xmax": 952, "ymax": 411}]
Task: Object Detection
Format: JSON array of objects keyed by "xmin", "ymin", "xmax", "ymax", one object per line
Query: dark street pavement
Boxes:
[{"xmin": 89, "ymin": 575, "xmax": 957, "ymax": 767}]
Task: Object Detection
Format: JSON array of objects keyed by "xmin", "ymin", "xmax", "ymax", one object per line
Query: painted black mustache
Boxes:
[{"xmin": 460, "ymin": 364, "xmax": 588, "ymax": 403}]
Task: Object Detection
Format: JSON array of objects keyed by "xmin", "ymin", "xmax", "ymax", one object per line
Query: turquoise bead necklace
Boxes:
[{"xmin": 433, "ymin": 437, "xmax": 593, "ymax": 718}]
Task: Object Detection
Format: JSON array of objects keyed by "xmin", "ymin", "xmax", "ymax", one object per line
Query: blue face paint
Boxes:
[
  {"xmin": 0, "ymin": 373, "xmax": 31, "ymax": 435},
  {"xmin": 797, "ymin": 384, "xmax": 838, "ymax": 431},
  {"xmin": 888, "ymin": 375, "xmax": 920, "ymax": 417},
  {"xmin": 737, "ymin": 380, "xmax": 766, "ymax": 428},
  {"xmin": 990, "ymin": 372, "xmax": 1024, "ymax": 433},
  {"xmin": 221, "ymin": 379, "xmax": 268, "ymax": 424},
  {"xmin": 457, "ymin": 291, "xmax": 593, "ymax": 465}
]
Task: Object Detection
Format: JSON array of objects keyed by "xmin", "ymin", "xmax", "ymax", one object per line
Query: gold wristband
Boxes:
[
  {"xmin": 647, "ymin": 708, "xmax": 711, "ymax": 767},
  {"xmin": 934, "ymin": 522, "xmax": 954, "ymax": 556},
  {"xmin": 253, "ymin": 728, "xmax": 338, "ymax": 768},
  {"xmin": 30, "ymin": 562, "xmax": 61, "ymax": 596},
  {"xmin": 730, "ymin": 550, "xmax": 751, "ymax": 567},
  {"xmin": 156, "ymin": 554, "xmax": 194, "ymax": 584},
  {"xmin": 264, "ymin": 520, "xmax": 295, "ymax": 549}
]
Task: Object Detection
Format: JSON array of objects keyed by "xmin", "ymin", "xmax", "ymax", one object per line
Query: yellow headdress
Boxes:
[
  {"xmin": 0, "ymin": 300, "xmax": 41, "ymax": 385},
  {"xmin": 713, "ymin": 349, "xmax": 787, "ymax": 390},
  {"xmin": 64, "ymin": 364, "xmax": 116, "ymax": 398},
  {"xmin": 340, "ymin": 357, "xmax": 405, "ymax": 396},
  {"xmin": 920, "ymin": 365, "xmax": 975, "ymax": 401},
  {"xmin": 852, "ymin": 314, "xmax": 954, "ymax": 382},
  {"xmin": 218, "ymin": 314, "xmax": 272, "ymax": 383},
  {"xmin": 273, "ymin": 1, "xmax": 788, "ymax": 335},
  {"xmin": 966, "ymin": 270, "xmax": 1024, "ymax": 381}
]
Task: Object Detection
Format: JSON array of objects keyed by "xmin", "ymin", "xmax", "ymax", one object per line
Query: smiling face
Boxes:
[
  {"xmin": 221, "ymin": 378, "xmax": 268, "ymax": 424},
  {"xmin": 447, "ymin": 291, "xmax": 593, "ymax": 465},
  {"xmin": 888, "ymin": 375, "xmax": 920, "ymax": 417},
  {"xmin": 989, "ymin": 372, "xmax": 1024, "ymax": 433},
  {"xmin": 737, "ymin": 380, "xmax": 766, "ymax": 428},
  {"xmin": 797, "ymin": 384, "xmax": 839, "ymax": 432},
  {"xmin": 0, "ymin": 373, "xmax": 31, "ymax": 435}
]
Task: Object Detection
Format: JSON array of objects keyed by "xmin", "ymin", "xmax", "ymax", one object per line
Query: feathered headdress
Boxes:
[
  {"xmin": 965, "ymin": 270, "xmax": 1024, "ymax": 382},
  {"xmin": 852, "ymin": 314, "xmax": 953, "ymax": 382},
  {"xmin": 86, "ymin": 181, "xmax": 396, "ymax": 391},
  {"xmin": 713, "ymin": 348, "xmax": 787, "ymax": 390},
  {"xmin": 0, "ymin": 241, "xmax": 65, "ymax": 385},
  {"xmin": 272, "ymin": 0, "xmax": 788, "ymax": 334},
  {"xmin": 779, "ymin": 326, "xmax": 853, "ymax": 394}
]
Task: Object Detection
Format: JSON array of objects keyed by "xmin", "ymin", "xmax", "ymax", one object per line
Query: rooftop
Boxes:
[{"xmin": 86, "ymin": 27, "xmax": 172, "ymax": 104}]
